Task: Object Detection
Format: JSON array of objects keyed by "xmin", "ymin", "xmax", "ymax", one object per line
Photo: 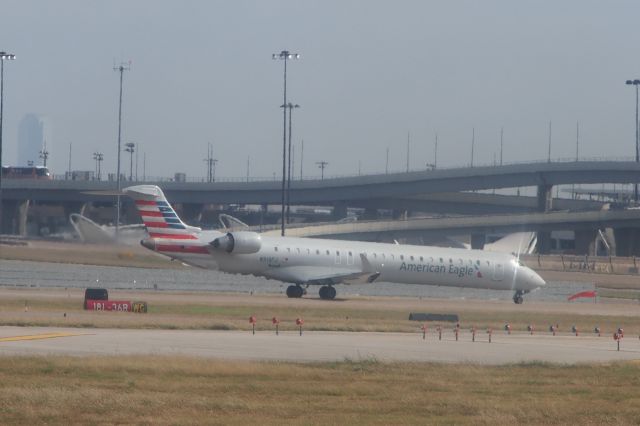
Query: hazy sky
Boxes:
[{"xmin": 2, "ymin": 1, "xmax": 640, "ymax": 180}]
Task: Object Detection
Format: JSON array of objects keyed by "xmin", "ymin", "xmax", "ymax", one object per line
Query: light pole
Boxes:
[
  {"xmin": 0, "ymin": 51, "xmax": 16, "ymax": 233},
  {"xmin": 470, "ymin": 128, "xmax": 475, "ymax": 168},
  {"xmin": 114, "ymin": 61, "xmax": 130, "ymax": 236},
  {"xmin": 316, "ymin": 161, "xmax": 328, "ymax": 180},
  {"xmin": 434, "ymin": 132, "xmax": 438, "ymax": 169},
  {"xmin": 39, "ymin": 145, "xmax": 49, "ymax": 167},
  {"xmin": 626, "ymin": 79, "xmax": 640, "ymax": 203},
  {"xmin": 547, "ymin": 121, "xmax": 552, "ymax": 163},
  {"xmin": 385, "ymin": 147, "xmax": 389, "ymax": 174},
  {"xmin": 203, "ymin": 143, "xmax": 217, "ymax": 182},
  {"xmin": 500, "ymin": 127, "xmax": 504, "ymax": 166},
  {"xmin": 93, "ymin": 152, "xmax": 104, "ymax": 180},
  {"xmin": 281, "ymin": 102, "xmax": 300, "ymax": 224},
  {"xmin": 273, "ymin": 50, "xmax": 299, "ymax": 236},
  {"xmin": 125, "ymin": 142, "xmax": 135, "ymax": 181}
]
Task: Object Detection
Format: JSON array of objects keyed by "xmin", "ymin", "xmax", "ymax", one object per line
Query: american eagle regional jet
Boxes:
[{"xmin": 124, "ymin": 185, "xmax": 545, "ymax": 303}]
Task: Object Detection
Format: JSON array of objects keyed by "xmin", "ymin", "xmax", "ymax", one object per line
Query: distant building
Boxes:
[{"xmin": 17, "ymin": 114, "xmax": 52, "ymax": 167}]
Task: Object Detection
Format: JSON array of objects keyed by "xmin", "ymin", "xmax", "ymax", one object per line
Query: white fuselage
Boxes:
[{"xmin": 154, "ymin": 230, "xmax": 544, "ymax": 292}]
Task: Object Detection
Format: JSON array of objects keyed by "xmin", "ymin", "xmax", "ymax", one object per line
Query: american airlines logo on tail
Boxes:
[{"xmin": 125, "ymin": 185, "xmax": 199, "ymax": 241}]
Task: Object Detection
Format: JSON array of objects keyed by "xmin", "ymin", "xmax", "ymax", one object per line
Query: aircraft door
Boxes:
[{"xmin": 492, "ymin": 263, "xmax": 504, "ymax": 281}]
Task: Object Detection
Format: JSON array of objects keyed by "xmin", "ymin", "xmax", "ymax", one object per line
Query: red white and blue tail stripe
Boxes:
[{"xmin": 123, "ymin": 185, "xmax": 200, "ymax": 240}]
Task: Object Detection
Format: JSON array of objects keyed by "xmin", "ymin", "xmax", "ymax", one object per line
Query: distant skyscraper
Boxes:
[{"xmin": 17, "ymin": 114, "xmax": 52, "ymax": 167}]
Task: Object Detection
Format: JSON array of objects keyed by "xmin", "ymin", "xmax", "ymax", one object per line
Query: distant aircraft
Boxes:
[
  {"xmin": 124, "ymin": 185, "xmax": 545, "ymax": 303},
  {"xmin": 69, "ymin": 213, "xmax": 146, "ymax": 245}
]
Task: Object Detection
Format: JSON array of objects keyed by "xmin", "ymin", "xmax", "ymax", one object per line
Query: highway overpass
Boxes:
[
  {"xmin": 2, "ymin": 160, "xmax": 640, "ymax": 254},
  {"xmin": 260, "ymin": 208, "xmax": 640, "ymax": 256},
  {"xmin": 3, "ymin": 160, "xmax": 639, "ymax": 206}
]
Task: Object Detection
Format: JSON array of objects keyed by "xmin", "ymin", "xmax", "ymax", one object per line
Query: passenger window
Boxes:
[
  {"xmin": 439, "ymin": 258, "xmax": 443, "ymax": 263},
  {"xmin": 419, "ymin": 256, "xmax": 423, "ymax": 262},
  {"xmin": 296, "ymin": 248, "xmax": 301, "ymax": 254},
  {"xmin": 287, "ymin": 248, "xmax": 291, "ymax": 253},
  {"xmin": 275, "ymin": 247, "xmax": 278, "ymax": 252},
  {"xmin": 326, "ymin": 250, "xmax": 330, "ymax": 255},
  {"xmin": 449, "ymin": 258, "xmax": 452, "ymax": 263},
  {"xmin": 316, "ymin": 249, "xmax": 320, "ymax": 255},
  {"xmin": 400, "ymin": 255, "xmax": 404, "ymax": 260},
  {"xmin": 336, "ymin": 251, "xmax": 340, "ymax": 256}
]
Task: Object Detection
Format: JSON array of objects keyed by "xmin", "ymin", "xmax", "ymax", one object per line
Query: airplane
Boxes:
[{"xmin": 123, "ymin": 185, "xmax": 546, "ymax": 303}]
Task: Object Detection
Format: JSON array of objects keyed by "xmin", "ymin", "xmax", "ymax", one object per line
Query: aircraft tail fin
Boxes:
[{"xmin": 123, "ymin": 185, "xmax": 201, "ymax": 240}]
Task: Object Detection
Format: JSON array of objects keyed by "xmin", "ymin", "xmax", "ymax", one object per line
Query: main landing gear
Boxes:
[
  {"xmin": 318, "ymin": 285, "xmax": 337, "ymax": 300},
  {"xmin": 513, "ymin": 290, "xmax": 526, "ymax": 304},
  {"xmin": 286, "ymin": 285, "xmax": 337, "ymax": 300},
  {"xmin": 286, "ymin": 285, "xmax": 305, "ymax": 298}
]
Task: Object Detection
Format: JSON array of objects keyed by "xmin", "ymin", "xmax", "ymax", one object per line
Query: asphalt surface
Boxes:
[{"xmin": 0, "ymin": 326, "xmax": 638, "ymax": 364}]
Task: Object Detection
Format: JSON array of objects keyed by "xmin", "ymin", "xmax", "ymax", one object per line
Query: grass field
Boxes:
[
  {"xmin": 1, "ymin": 287, "xmax": 639, "ymax": 337},
  {"xmin": 0, "ymin": 356, "xmax": 639, "ymax": 424}
]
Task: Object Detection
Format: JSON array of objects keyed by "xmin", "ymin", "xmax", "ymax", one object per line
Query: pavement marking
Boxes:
[{"xmin": 0, "ymin": 332, "xmax": 87, "ymax": 342}]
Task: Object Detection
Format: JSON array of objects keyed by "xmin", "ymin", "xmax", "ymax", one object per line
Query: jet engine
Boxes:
[{"xmin": 210, "ymin": 231, "xmax": 262, "ymax": 254}]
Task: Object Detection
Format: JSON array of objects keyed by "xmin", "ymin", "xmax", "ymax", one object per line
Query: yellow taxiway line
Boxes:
[{"xmin": 0, "ymin": 332, "xmax": 87, "ymax": 342}]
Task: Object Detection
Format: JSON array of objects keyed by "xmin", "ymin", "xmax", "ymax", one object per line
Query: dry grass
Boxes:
[
  {"xmin": 0, "ymin": 355, "xmax": 639, "ymax": 425},
  {"xmin": 0, "ymin": 241, "xmax": 183, "ymax": 269},
  {"xmin": 2, "ymin": 287, "xmax": 640, "ymax": 337}
]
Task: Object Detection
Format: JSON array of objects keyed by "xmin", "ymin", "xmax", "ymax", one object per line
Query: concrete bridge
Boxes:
[
  {"xmin": 2, "ymin": 160, "xmax": 640, "ymax": 254},
  {"xmin": 3, "ymin": 160, "xmax": 639, "ymax": 206},
  {"xmin": 261, "ymin": 208, "xmax": 640, "ymax": 256}
]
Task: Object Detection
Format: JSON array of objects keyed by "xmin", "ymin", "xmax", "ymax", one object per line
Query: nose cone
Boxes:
[{"xmin": 526, "ymin": 267, "xmax": 546, "ymax": 290}]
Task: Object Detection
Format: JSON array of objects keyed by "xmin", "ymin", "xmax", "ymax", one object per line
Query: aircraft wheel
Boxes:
[
  {"xmin": 287, "ymin": 285, "xmax": 304, "ymax": 298},
  {"xmin": 513, "ymin": 291, "xmax": 524, "ymax": 304},
  {"xmin": 319, "ymin": 286, "xmax": 328, "ymax": 299},
  {"xmin": 327, "ymin": 286, "xmax": 336, "ymax": 300}
]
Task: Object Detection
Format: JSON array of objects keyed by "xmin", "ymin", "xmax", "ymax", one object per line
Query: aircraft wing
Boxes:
[{"xmin": 263, "ymin": 266, "xmax": 380, "ymax": 286}]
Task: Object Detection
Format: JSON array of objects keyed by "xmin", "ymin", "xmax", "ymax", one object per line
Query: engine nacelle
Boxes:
[{"xmin": 210, "ymin": 231, "xmax": 262, "ymax": 254}]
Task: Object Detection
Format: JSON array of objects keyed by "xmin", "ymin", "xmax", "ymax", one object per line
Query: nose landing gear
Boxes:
[{"xmin": 513, "ymin": 290, "xmax": 527, "ymax": 304}]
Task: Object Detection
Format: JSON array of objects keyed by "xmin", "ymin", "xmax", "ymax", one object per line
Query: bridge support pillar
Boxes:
[
  {"xmin": 613, "ymin": 227, "xmax": 640, "ymax": 257},
  {"xmin": 537, "ymin": 184, "xmax": 553, "ymax": 212},
  {"xmin": 177, "ymin": 203, "xmax": 203, "ymax": 225},
  {"xmin": 392, "ymin": 209, "xmax": 408, "ymax": 220},
  {"xmin": 332, "ymin": 202, "xmax": 348, "ymax": 221},
  {"xmin": 16, "ymin": 199, "xmax": 30, "ymax": 236},
  {"xmin": 536, "ymin": 231, "xmax": 552, "ymax": 254},
  {"xmin": 574, "ymin": 229, "xmax": 597, "ymax": 256},
  {"xmin": 470, "ymin": 233, "xmax": 486, "ymax": 250},
  {"xmin": 535, "ymin": 185, "xmax": 554, "ymax": 254},
  {"xmin": 1, "ymin": 199, "xmax": 29, "ymax": 235}
]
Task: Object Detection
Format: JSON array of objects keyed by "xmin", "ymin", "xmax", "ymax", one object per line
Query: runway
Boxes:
[{"xmin": 1, "ymin": 326, "xmax": 638, "ymax": 364}]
